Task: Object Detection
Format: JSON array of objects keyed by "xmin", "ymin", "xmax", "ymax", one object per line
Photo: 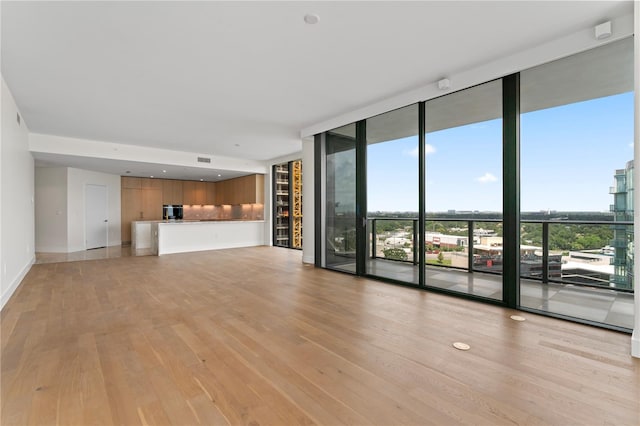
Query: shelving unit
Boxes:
[
  {"xmin": 291, "ymin": 160, "xmax": 303, "ymax": 249},
  {"xmin": 272, "ymin": 160, "xmax": 303, "ymax": 249},
  {"xmin": 273, "ymin": 163, "xmax": 290, "ymax": 247}
]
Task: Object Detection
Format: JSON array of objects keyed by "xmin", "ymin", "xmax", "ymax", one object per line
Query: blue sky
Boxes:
[{"xmin": 367, "ymin": 92, "xmax": 634, "ymax": 213}]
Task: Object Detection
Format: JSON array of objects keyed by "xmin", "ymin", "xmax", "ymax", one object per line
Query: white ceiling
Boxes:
[
  {"xmin": 32, "ymin": 152, "xmax": 252, "ymax": 182},
  {"xmin": 1, "ymin": 1, "xmax": 633, "ymax": 170}
]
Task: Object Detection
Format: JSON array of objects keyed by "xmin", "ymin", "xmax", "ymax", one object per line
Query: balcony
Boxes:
[{"xmin": 341, "ymin": 217, "xmax": 635, "ymax": 330}]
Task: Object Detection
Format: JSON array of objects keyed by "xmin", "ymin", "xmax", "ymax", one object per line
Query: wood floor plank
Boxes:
[{"xmin": 1, "ymin": 246, "xmax": 638, "ymax": 425}]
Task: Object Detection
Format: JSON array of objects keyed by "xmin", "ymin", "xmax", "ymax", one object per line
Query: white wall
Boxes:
[
  {"xmin": 34, "ymin": 167, "xmax": 121, "ymax": 253},
  {"xmin": 1, "ymin": 77, "xmax": 35, "ymax": 310},
  {"xmin": 35, "ymin": 167, "xmax": 68, "ymax": 252},
  {"xmin": 66, "ymin": 167, "xmax": 121, "ymax": 252},
  {"xmin": 301, "ymin": 139, "xmax": 315, "ymax": 264}
]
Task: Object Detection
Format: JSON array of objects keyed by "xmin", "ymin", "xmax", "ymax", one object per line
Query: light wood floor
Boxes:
[{"xmin": 1, "ymin": 247, "xmax": 638, "ymax": 425}]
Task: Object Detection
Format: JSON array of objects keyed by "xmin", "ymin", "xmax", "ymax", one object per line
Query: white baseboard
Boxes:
[
  {"xmin": 302, "ymin": 255, "xmax": 315, "ymax": 264},
  {"xmin": 632, "ymin": 330, "xmax": 640, "ymax": 358},
  {"xmin": 1, "ymin": 256, "xmax": 34, "ymax": 311}
]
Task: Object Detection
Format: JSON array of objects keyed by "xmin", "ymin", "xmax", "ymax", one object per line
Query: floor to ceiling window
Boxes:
[
  {"xmin": 519, "ymin": 37, "xmax": 634, "ymax": 329},
  {"xmin": 325, "ymin": 123, "xmax": 358, "ymax": 273},
  {"xmin": 424, "ymin": 80, "xmax": 503, "ymax": 300},
  {"xmin": 316, "ymin": 38, "xmax": 634, "ymax": 331},
  {"xmin": 366, "ymin": 104, "xmax": 420, "ymax": 285}
]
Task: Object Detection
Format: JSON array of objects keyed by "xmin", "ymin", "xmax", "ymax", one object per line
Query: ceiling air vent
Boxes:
[{"xmin": 197, "ymin": 156, "xmax": 211, "ymax": 163}]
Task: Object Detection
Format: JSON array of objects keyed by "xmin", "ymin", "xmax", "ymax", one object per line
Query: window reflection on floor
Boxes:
[{"xmin": 35, "ymin": 246, "xmax": 152, "ymax": 264}]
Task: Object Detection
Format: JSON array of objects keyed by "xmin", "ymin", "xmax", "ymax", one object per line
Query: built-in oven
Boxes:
[{"xmin": 162, "ymin": 204, "xmax": 183, "ymax": 220}]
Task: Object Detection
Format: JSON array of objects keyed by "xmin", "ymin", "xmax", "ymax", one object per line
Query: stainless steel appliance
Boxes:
[{"xmin": 162, "ymin": 204, "xmax": 183, "ymax": 220}]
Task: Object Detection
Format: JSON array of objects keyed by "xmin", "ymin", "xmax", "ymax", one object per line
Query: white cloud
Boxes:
[
  {"xmin": 407, "ymin": 144, "xmax": 436, "ymax": 157},
  {"xmin": 630, "ymin": 142, "xmax": 634, "ymax": 149},
  {"xmin": 476, "ymin": 172, "xmax": 497, "ymax": 183}
]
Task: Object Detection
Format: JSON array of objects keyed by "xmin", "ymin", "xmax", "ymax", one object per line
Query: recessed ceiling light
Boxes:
[
  {"xmin": 304, "ymin": 14, "xmax": 320, "ymax": 24},
  {"xmin": 162, "ymin": 170, "xmax": 167, "ymax": 173},
  {"xmin": 150, "ymin": 175, "xmax": 154, "ymax": 178},
  {"xmin": 218, "ymin": 174, "xmax": 222, "ymax": 177},
  {"xmin": 200, "ymin": 179, "xmax": 204, "ymax": 181}
]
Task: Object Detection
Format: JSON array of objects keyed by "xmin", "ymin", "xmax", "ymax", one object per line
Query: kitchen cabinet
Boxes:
[
  {"xmin": 215, "ymin": 180, "xmax": 230, "ymax": 205},
  {"xmin": 121, "ymin": 185, "xmax": 163, "ymax": 244},
  {"xmin": 121, "ymin": 188, "xmax": 142, "ymax": 243},
  {"xmin": 235, "ymin": 174, "xmax": 264, "ymax": 204},
  {"xmin": 142, "ymin": 189, "xmax": 163, "ymax": 220},
  {"xmin": 121, "ymin": 175, "xmax": 264, "ymax": 243},
  {"xmin": 205, "ymin": 182, "xmax": 217, "ymax": 205},
  {"xmin": 215, "ymin": 175, "xmax": 263, "ymax": 205},
  {"xmin": 122, "ymin": 176, "xmax": 142, "ymax": 189},
  {"xmin": 183, "ymin": 181, "xmax": 206, "ymax": 205},
  {"xmin": 140, "ymin": 178, "xmax": 162, "ymax": 189},
  {"xmin": 162, "ymin": 179, "xmax": 183, "ymax": 205}
]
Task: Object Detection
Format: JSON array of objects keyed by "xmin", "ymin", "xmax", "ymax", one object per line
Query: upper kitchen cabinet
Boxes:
[
  {"xmin": 122, "ymin": 177, "xmax": 162, "ymax": 190},
  {"xmin": 183, "ymin": 181, "xmax": 206, "ymax": 205},
  {"xmin": 218, "ymin": 174, "xmax": 264, "ymax": 204},
  {"xmin": 140, "ymin": 178, "xmax": 163, "ymax": 189},
  {"xmin": 162, "ymin": 179, "xmax": 183, "ymax": 205},
  {"xmin": 205, "ymin": 182, "xmax": 217, "ymax": 205},
  {"xmin": 121, "ymin": 176, "xmax": 142, "ymax": 189},
  {"xmin": 241, "ymin": 174, "xmax": 264, "ymax": 204}
]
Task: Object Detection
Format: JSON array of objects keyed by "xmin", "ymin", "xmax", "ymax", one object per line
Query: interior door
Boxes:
[{"xmin": 85, "ymin": 184, "xmax": 108, "ymax": 249}]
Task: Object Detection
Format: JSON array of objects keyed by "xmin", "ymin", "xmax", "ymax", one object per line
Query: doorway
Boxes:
[{"xmin": 85, "ymin": 184, "xmax": 108, "ymax": 249}]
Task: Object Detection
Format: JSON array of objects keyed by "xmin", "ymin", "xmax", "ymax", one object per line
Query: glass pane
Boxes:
[
  {"xmin": 425, "ymin": 79, "xmax": 503, "ymax": 300},
  {"xmin": 366, "ymin": 104, "xmax": 419, "ymax": 285},
  {"xmin": 325, "ymin": 123, "xmax": 357, "ymax": 273},
  {"xmin": 273, "ymin": 162, "xmax": 290, "ymax": 248},
  {"xmin": 520, "ymin": 37, "xmax": 634, "ymax": 329}
]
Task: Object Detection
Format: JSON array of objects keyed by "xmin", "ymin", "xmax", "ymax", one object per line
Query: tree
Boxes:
[
  {"xmin": 383, "ymin": 248, "xmax": 408, "ymax": 261},
  {"xmin": 437, "ymin": 252, "xmax": 444, "ymax": 264}
]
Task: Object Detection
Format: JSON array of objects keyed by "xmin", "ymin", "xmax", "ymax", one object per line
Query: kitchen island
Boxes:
[{"xmin": 132, "ymin": 220, "xmax": 265, "ymax": 255}]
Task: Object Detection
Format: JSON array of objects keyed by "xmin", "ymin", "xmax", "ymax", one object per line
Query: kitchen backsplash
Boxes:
[{"xmin": 183, "ymin": 204, "xmax": 264, "ymax": 221}]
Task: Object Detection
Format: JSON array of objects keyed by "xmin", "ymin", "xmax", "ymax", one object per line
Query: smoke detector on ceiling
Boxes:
[
  {"xmin": 304, "ymin": 14, "xmax": 320, "ymax": 24},
  {"xmin": 594, "ymin": 21, "xmax": 611, "ymax": 40}
]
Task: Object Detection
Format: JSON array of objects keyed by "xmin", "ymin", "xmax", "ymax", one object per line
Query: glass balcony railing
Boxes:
[{"xmin": 367, "ymin": 217, "xmax": 634, "ymax": 292}]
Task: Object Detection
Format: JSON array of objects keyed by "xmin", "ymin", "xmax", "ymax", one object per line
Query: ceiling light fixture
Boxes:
[
  {"xmin": 162, "ymin": 170, "xmax": 167, "ymax": 173},
  {"xmin": 218, "ymin": 174, "xmax": 222, "ymax": 177},
  {"xmin": 304, "ymin": 14, "xmax": 320, "ymax": 24},
  {"xmin": 200, "ymin": 179, "xmax": 204, "ymax": 181},
  {"xmin": 150, "ymin": 175, "xmax": 154, "ymax": 178}
]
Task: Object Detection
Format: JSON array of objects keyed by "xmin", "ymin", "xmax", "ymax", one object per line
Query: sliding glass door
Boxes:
[
  {"xmin": 424, "ymin": 80, "xmax": 503, "ymax": 300},
  {"xmin": 366, "ymin": 104, "xmax": 420, "ymax": 285}
]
